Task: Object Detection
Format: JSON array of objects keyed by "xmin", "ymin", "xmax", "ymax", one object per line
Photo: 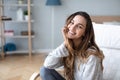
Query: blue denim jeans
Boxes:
[{"xmin": 40, "ymin": 67, "xmax": 65, "ymax": 80}]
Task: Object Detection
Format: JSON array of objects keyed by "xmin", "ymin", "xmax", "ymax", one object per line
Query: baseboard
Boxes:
[{"xmin": 32, "ymin": 49, "xmax": 53, "ymax": 54}]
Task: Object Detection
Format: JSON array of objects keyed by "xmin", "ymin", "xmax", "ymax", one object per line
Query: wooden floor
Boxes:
[{"xmin": 0, "ymin": 53, "xmax": 47, "ymax": 80}]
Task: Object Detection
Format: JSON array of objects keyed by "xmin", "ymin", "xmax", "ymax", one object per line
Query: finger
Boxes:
[{"xmin": 63, "ymin": 27, "xmax": 68, "ymax": 33}]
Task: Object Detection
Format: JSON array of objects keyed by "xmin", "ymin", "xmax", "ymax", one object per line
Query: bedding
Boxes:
[
  {"xmin": 93, "ymin": 23, "xmax": 120, "ymax": 80},
  {"xmin": 101, "ymin": 48, "xmax": 120, "ymax": 80},
  {"xmin": 93, "ymin": 23, "xmax": 120, "ymax": 49}
]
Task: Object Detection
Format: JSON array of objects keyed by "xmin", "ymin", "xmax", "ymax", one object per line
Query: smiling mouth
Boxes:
[{"xmin": 68, "ymin": 31, "xmax": 76, "ymax": 35}]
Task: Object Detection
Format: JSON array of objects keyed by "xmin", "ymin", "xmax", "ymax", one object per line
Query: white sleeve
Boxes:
[
  {"xmin": 44, "ymin": 43, "xmax": 69, "ymax": 69},
  {"xmin": 82, "ymin": 55, "xmax": 102, "ymax": 80}
]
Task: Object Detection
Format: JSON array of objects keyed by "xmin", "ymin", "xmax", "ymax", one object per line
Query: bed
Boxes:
[{"xmin": 92, "ymin": 16, "xmax": 120, "ymax": 80}]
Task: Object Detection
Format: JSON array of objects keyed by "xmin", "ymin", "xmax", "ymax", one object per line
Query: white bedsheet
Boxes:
[{"xmin": 101, "ymin": 48, "xmax": 120, "ymax": 80}]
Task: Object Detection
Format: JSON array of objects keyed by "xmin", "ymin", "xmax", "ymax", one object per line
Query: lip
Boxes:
[{"xmin": 68, "ymin": 31, "xmax": 76, "ymax": 35}]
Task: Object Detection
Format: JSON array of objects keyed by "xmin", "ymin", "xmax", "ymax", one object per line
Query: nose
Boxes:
[{"xmin": 68, "ymin": 25, "xmax": 76, "ymax": 31}]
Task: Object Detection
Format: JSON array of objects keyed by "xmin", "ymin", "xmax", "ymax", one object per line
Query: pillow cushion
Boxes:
[{"xmin": 93, "ymin": 23, "xmax": 120, "ymax": 49}]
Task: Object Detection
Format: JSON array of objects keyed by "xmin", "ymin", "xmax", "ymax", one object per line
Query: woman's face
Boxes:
[{"xmin": 67, "ymin": 15, "xmax": 86, "ymax": 40}]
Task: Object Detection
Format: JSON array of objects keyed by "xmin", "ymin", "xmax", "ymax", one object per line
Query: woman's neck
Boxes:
[{"xmin": 73, "ymin": 39, "xmax": 82, "ymax": 49}]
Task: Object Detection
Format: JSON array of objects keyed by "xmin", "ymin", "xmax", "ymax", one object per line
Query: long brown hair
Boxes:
[{"xmin": 63, "ymin": 11, "xmax": 104, "ymax": 80}]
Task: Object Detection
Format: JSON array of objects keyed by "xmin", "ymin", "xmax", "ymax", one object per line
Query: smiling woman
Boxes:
[{"xmin": 39, "ymin": 11, "xmax": 104, "ymax": 80}]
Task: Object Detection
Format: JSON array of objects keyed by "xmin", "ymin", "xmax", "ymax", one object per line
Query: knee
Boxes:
[
  {"xmin": 40, "ymin": 67, "xmax": 45, "ymax": 77},
  {"xmin": 40, "ymin": 67, "xmax": 49, "ymax": 77}
]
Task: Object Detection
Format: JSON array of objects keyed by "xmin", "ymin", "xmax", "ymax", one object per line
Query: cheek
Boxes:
[{"xmin": 77, "ymin": 30, "xmax": 85, "ymax": 37}]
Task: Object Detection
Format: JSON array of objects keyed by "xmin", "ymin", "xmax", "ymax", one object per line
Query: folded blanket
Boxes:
[{"xmin": 4, "ymin": 43, "xmax": 16, "ymax": 52}]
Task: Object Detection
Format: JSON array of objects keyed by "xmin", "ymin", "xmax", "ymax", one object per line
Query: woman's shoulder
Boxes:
[
  {"xmin": 86, "ymin": 54, "xmax": 101, "ymax": 64},
  {"xmin": 88, "ymin": 54, "xmax": 99, "ymax": 60},
  {"xmin": 86, "ymin": 46, "xmax": 98, "ymax": 54},
  {"xmin": 85, "ymin": 46, "xmax": 100, "ymax": 60},
  {"xmin": 86, "ymin": 46, "xmax": 104, "ymax": 59}
]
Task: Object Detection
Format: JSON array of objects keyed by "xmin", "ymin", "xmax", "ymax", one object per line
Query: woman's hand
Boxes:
[
  {"xmin": 62, "ymin": 26, "xmax": 68, "ymax": 41},
  {"xmin": 62, "ymin": 26, "xmax": 70, "ymax": 48}
]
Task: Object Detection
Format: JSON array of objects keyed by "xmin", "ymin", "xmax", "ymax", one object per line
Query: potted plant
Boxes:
[
  {"xmin": 24, "ymin": 10, "xmax": 28, "ymax": 21},
  {"xmin": 18, "ymin": 0, "xmax": 24, "ymax": 4}
]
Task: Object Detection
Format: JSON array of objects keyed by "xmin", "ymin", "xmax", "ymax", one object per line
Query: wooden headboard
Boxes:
[{"xmin": 90, "ymin": 16, "xmax": 120, "ymax": 23}]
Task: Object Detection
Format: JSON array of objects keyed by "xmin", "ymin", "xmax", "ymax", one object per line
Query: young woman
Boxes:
[{"xmin": 40, "ymin": 11, "xmax": 104, "ymax": 80}]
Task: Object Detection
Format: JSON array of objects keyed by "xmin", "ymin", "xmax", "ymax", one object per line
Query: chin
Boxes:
[{"xmin": 67, "ymin": 36, "xmax": 74, "ymax": 39}]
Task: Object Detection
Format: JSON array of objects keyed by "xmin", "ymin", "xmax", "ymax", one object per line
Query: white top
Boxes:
[{"xmin": 44, "ymin": 43, "xmax": 103, "ymax": 80}]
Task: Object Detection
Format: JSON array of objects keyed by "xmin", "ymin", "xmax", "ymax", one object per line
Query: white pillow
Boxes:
[{"xmin": 93, "ymin": 23, "xmax": 120, "ymax": 49}]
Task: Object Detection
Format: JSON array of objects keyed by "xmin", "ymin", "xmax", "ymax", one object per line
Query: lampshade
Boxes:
[{"xmin": 46, "ymin": 0, "xmax": 61, "ymax": 6}]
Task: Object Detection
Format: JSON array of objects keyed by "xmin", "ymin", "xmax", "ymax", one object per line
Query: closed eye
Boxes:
[{"xmin": 77, "ymin": 25, "xmax": 84, "ymax": 29}]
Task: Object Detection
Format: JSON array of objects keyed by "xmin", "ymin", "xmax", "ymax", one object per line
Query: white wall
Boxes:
[
  {"xmin": 32, "ymin": 0, "xmax": 120, "ymax": 52},
  {"xmin": 2, "ymin": 0, "xmax": 120, "ymax": 53}
]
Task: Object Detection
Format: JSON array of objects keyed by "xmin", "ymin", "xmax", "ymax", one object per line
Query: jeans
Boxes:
[{"xmin": 40, "ymin": 67, "xmax": 65, "ymax": 80}]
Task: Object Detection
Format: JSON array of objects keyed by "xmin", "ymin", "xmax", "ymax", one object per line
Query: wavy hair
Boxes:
[{"xmin": 62, "ymin": 11, "xmax": 104, "ymax": 80}]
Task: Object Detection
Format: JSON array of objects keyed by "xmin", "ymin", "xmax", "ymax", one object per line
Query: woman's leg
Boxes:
[{"xmin": 40, "ymin": 67, "xmax": 65, "ymax": 80}]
